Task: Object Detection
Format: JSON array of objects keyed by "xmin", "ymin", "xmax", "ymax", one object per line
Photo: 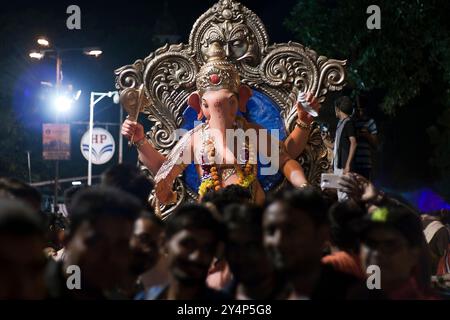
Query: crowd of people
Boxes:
[
  {"xmin": 0, "ymin": 95, "xmax": 449, "ymax": 300},
  {"xmin": 0, "ymin": 163, "xmax": 449, "ymax": 300}
]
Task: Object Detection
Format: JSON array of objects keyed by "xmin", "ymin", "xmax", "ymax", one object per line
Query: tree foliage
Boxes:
[
  {"xmin": 286, "ymin": 0, "xmax": 450, "ymax": 113},
  {"xmin": 285, "ymin": 0, "xmax": 450, "ymax": 199}
]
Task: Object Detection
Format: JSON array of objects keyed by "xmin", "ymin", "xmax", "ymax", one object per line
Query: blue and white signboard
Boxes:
[{"xmin": 80, "ymin": 127, "xmax": 115, "ymax": 165}]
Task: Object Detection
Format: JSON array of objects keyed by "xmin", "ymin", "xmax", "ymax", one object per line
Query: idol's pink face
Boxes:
[
  {"xmin": 188, "ymin": 85, "xmax": 253, "ymax": 124},
  {"xmin": 200, "ymin": 89, "xmax": 239, "ymax": 125}
]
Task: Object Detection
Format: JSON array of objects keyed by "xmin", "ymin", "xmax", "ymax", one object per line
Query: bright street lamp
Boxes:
[
  {"xmin": 29, "ymin": 51, "xmax": 44, "ymax": 59},
  {"xmin": 53, "ymin": 95, "xmax": 73, "ymax": 113},
  {"xmin": 84, "ymin": 48, "xmax": 103, "ymax": 57},
  {"xmin": 37, "ymin": 37, "xmax": 50, "ymax": 47}
]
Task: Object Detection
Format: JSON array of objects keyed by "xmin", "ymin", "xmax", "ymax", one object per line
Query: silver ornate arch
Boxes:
[{"xmin": 115, "ymin": 0, "xmax": 346, "ymax": 218}]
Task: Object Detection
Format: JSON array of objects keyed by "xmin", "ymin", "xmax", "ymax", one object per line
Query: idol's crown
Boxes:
[{"xmin": 196, "ymin": 42, "xmax": 240, "ymax": 94}]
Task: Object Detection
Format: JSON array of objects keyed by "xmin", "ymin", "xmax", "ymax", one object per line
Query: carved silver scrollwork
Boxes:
[
  {"xmin": 260, "ymin": 43, "xmax": 318, "ymax": 91},
  {"xmin": 297, "ymin": 124, "xmax": 333, "ymax": 185},
  {"xmin": 316, "ymin": 56, "xmax": 347, "ymax": 103},
  {"xmin": 115, "ymin": 60, "xmax": 145, "ymax": 91},
  {"xmin": 141, "ymin": 47, "xmax": 199, "ymax": 154}
]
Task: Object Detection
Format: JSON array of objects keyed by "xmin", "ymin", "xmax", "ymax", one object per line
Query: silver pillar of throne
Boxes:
[{"xmin": 115, "ymin": 0, "xmax": 346, "ymax": 218}]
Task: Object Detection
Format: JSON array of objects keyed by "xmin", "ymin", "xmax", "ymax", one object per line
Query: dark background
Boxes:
[{"xmin": 0, "ymin": 0, "xmax": 449, "ymax": 209}]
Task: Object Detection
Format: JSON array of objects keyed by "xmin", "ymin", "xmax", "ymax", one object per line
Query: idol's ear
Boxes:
[
  {"xmin": 238, "ymin": 85, "xmax": 252, "ymax": 113},
  {"xmin": 188, "ymin": 91, "xmax": 204, "ymax": 120}
]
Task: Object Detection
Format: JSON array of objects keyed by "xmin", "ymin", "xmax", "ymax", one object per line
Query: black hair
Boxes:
[
  {"xmin": 389, "ymin": 205, "xmax": 424, "ymax": 248},
  {"xmin": 139, "ymin": 210, "xmax": 164, "ymax": 229},
  {"xmin": 424, "ymin": 209, "xmax": 450, "ymax": 226},
  {"xmin": 0, "ymin": 199, "xmax": 45, "ymax": 236},
  {"xmin": 334, "ymin": 96, "xmax": 354, "ymax": 116},
  {"xmin": 223, "ymin": 203, "xmax": 263, "ymax": 238},
  {"xmin": 165, "ymin": 203, "xmax": 224, "ymax": 242},
  {"xmin": 44, "ymin": 211, "xmax": 69, "ymax": 230},
  {"xmin": 68, "ymin": 186, "xmax": 142, "ymax": 237},
  {"xmin": 440, "ymin": 209, "xmax": 450, "ymax": 225},
  {"xmin": 0, "ymin": 177, "xmax": 41, "ymax": 208},
  {"xmin": 359, "ymin": 204, "xmax": 424, "ymax": 248},
  {"xmin": 101, "ymin": 163, "xmax": 154, "ymax": 208},
  {"xmin": 271, "ymin": 186, "xmax": 329, "ymax": 227},
  {"xmin": 64, "ymin": 185, "xmax": 88, "ymax": 213},
  {"xmin": 201, "ymin": 184, "xmax": 252, "ymax": 215},
  {"xmin": 328, "ymin": 201, "xmax": 365, "ymax": 252}
]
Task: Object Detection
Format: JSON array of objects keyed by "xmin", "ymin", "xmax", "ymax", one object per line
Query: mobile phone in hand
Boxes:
[{"xmin": 320, "ymin": 173, "xmax": 342, "ymax": 189}]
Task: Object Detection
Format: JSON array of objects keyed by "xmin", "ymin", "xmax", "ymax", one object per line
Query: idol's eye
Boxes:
[
  {"xmin": 202, "ymin": 101, "xmax": 208, "ymax": 108},
  {"xmin": 232, "ymin": 40, "xmax": 242, "ymax": 46}
]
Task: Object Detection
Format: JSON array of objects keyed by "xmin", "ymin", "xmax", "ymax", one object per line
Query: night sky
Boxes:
[{"xmin": 0, "ymin": 0, "xmax": 298, "ymax": 190}]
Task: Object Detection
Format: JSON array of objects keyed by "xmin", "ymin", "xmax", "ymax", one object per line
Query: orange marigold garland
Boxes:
[{"xmin": 199, "ymin": 132, "xmax": 257, "ymax": 198}]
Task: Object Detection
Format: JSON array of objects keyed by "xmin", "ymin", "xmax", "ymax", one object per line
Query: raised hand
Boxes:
[
  {"xmin": 338, "ymin": 172, "xmax": 379, "ymax": 203},
  {"xmin": 121, "ymin": 118, "xmax": 145, "ymax": 142},
  {"xmin": 296, "ymin": 91, "xmax": 321, "ymax": 124}
]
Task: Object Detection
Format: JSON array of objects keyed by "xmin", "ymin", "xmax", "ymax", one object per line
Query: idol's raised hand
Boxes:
[
  {"xmin": 121, "ymin": 118, "xmax": 145, "ymax": 142},
  {"xmin": 296, "ymin": 92, "xmax": 321, "ymax": 124}
]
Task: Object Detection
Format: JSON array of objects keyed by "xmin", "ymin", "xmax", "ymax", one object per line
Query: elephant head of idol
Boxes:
[{"xmin": 188, "ymin": 41, "xmax": 252, "ymax": 134}]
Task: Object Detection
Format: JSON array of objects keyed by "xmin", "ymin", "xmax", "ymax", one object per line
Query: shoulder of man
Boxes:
[{"xmin": 344, "ymin": 119, "xmax": 356, "ymax": 136}]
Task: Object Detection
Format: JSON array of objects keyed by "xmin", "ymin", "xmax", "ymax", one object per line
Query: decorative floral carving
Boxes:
[{"xmin": 115, "ymin": 60, "xmax": 144, "ymax": 91}]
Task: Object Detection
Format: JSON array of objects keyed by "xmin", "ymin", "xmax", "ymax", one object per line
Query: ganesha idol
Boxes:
[
  {"xmin": 122, "ymin": 42, "xmax": 318, "ymax": 206},
  {"xmin": 116, "ymin": 0, "xmax": 346, "ymax": 217}
]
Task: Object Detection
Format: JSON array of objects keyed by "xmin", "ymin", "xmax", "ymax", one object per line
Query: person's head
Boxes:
[
  {"xmin": 263, "ymin": 187, "xmax": 329, "ymax": 275},
  {"xmin": 66, "ymin": 186, "xmax": 141, "ymax": 291},
  {"xmin": 201, "ymin": 184, "xmax": 252, "ymax": 215},
  {"xmin": 0, "ymin": 199, "xmax": 47, "ymax": 299},
  {"xmin": 357, "ymin": 205, "xmax": 423, "ymax": 290},
  {"xmin": 355, "ymin": 94, "xmax": 370, "ymax": 120},
  {"xmin": 328, "ymin": 201, "xmax": 365, "ymax": 253},
  {"xmin": 63, "ymin": 185, "xmax": 87, "ymax": 217},
  {"xmin": 163, "ymin": 204, "xmax": 224, "ymax": 286},
  {"xmin": 223, "ymin": 203, "xmax": 273, "ymax": 285},
  {"xmin": 0, "ymin": 177, "xmax": 42, "ymax": 212},
  {"xmin": 439, "ymin": 209, "xmax": 450, "ymax": 226},
  {"xmin": 44, "ymin": 212, "xmax": 68, "ymax": 251},
  {"xmin": 356, "ymin": 106, "xmax": 366, "ymax": 119},
  {"xmin": 334, "ymin": 96, "xmax": 353, "ymax": 119},
  {"xmin": 101, "ymin": 163, "xmax": 154, "ymax": 209},
  {"xmin": 129, "ymin": 210, "xmax": 164, "ymax": 276},
  {"xmin": 425, "ymin": 209, "xmax": 450, "ymax": 226}
]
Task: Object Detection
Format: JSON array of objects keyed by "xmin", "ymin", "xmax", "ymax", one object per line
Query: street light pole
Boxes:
[
  {"xmin": 88, "ymin": 93, "xmax": 95, "ymax": 186},
  {"xmin": 26, "ymin": 151, "xmax": 32, "ymax": 184},
  {"xmin": 54, "ymin": 51, "xmax": 62, "ymax": 213},
  {"xmin": 88, "ymin": 91, "xmax": 119, "ymax": 186},
  {"xmin": 29, "ymin": 36, "xmax": 103, "ymax": 212}
]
